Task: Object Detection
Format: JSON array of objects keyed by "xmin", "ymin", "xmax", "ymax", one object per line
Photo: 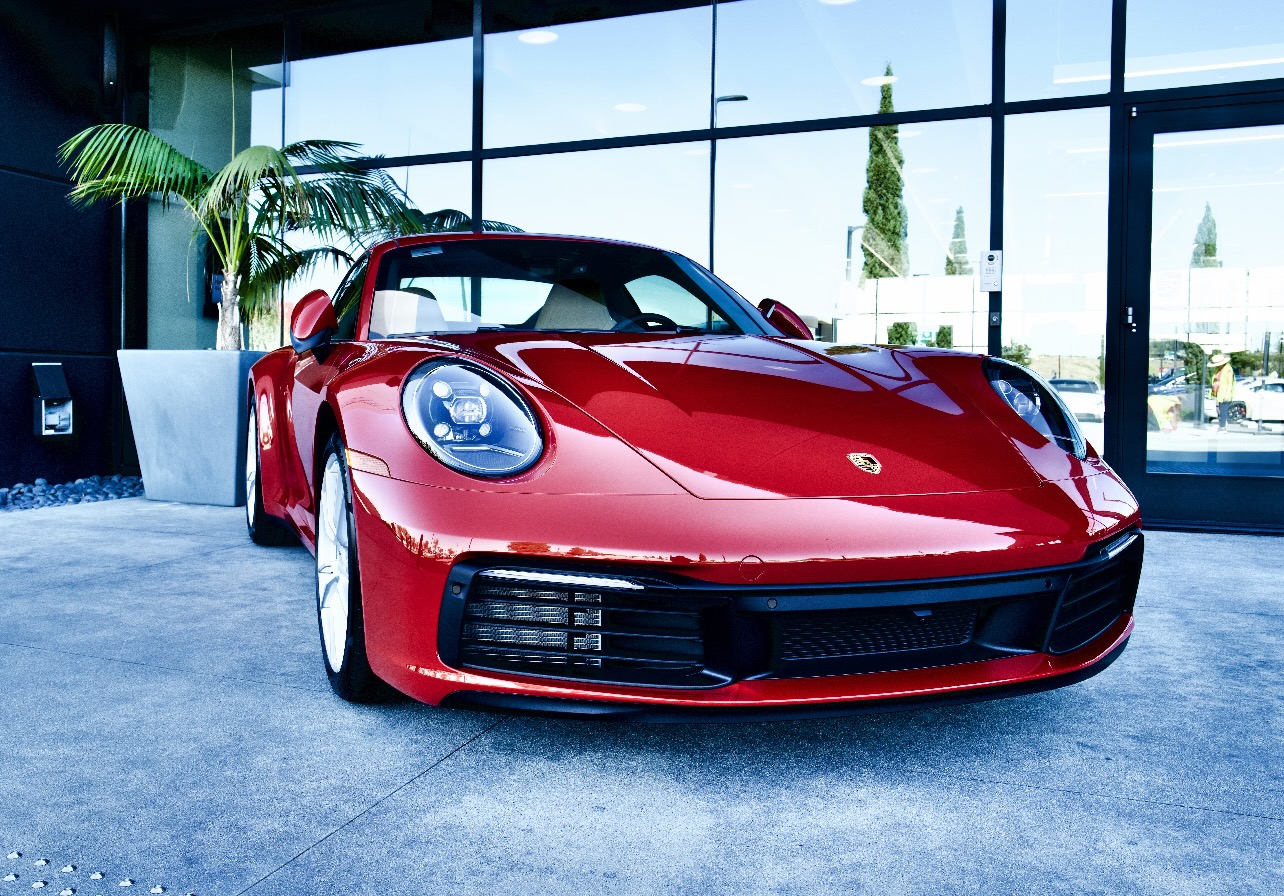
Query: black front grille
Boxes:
[
  {"xmin": 456, "ymin": 578, "xmax": 725, "ymax": 688},
  {"xmin": 780, "ymin": 604, "xmax": 980, "ymax": 660},
  {"xmin": 768, "ymin": 594, "xmax": 1051, "ymax": 678}
]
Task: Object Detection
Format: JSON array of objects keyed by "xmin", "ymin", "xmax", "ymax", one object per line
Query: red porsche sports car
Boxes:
[{"xmin": 246, "ymin": 233, "xmax": 1143, "ymax": 719}]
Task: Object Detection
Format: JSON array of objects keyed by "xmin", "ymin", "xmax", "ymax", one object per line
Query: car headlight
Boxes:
[
  {"xmin": 401, "ymin": 360, "xmax": 543, "ymax": 477},
  {"xmin": 984, "ymin": 358, "xmax": 1087, "ymax": 460}
]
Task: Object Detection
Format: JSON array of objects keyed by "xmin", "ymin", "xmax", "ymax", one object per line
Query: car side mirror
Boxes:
[
  {"xmin": 290, "ymin": 289, "xmax": 338, "ymax": 354},
  {"xmin": 758, "ymin": 299, "xmax": 813, "ymax": 340}
]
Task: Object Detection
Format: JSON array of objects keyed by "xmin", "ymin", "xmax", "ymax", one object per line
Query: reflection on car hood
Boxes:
[{"xmin": 461, "ymin": 333, "xmax": 1042, "ymax": 499}]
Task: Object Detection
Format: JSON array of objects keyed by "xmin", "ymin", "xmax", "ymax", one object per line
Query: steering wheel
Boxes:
[{"xmin": 612, "ymin": 312, "xmax": 681, "ymax": 332}]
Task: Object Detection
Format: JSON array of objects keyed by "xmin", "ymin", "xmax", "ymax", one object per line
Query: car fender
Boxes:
[{"xmin": 249, "ymin": 348, "xmax": 300, "ymax": 528}]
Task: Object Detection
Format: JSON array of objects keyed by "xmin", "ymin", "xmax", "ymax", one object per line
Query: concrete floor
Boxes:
[{"xmin": 0, "ymin": 499, "xmax": 1280, "ymax": 896}]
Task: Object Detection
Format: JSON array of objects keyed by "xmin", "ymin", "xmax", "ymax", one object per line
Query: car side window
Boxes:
[
  {"xmin": 334, "ymin": 255, "xmax": 369, "ymax": 340},
  {"xmin": 623, "ymin": 274, "xmax": 731, "ymax": 330}
]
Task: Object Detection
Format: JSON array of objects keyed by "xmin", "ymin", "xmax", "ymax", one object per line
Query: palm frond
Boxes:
[
  {"xmin": 59, "ymin": 123, "xmax": 212, "ymax": 208},
  {"xmin": 239, "ymin": 233, "xmax": 354, "ymax": 319},
  {"xmin": 293, "ymin": 175, "xmax": 419, "ymax": 237},
  {"xmin": 412, "ymin": 208, "xmax": 472, "ymax": 232},
  {"xmin": 282, "ymin": 139, "xmax": 366, "ymax": 170},
  {"xmin": 409, "ymin": 208, "xmax": 525, "ymax": 234},
  {"xmin": 479, "ymin": 217, "xmax": 524, "ymax": 233},
  {"xmin": 202, "ymin": 144, "xmax": 307, "ymax": 223}
]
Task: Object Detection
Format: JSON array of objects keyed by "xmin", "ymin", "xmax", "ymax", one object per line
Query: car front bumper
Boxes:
[{"xmin": 348, "ymin": 469, "xmax": 1142, "ymax": 714}]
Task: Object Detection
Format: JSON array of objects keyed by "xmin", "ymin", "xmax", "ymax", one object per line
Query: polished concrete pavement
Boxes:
[{"xmin": 0, "ymin": 499, "xmax": 1280, "ymax": 896}]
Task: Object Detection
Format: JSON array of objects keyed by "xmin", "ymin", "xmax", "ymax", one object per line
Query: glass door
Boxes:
[{"xmin": 1121, "ymin": 103, "xmax": 1284, "ymax": 529}]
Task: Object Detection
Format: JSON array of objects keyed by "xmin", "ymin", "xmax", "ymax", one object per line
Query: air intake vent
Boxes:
[
  {"xmin": 1048, "ymin": 565, "xmax": 1126, "ymax": 654},
  {"xmin": 780, "ymin": 604, "xmax": 980, "ymax": 661},
  {"xmin": 456, "ymin": 574, "xmax": 727, "ymax": 688},
  {"xmin": 1047, "ymin": 532, "xmax": 1142, "ymax": 655}
]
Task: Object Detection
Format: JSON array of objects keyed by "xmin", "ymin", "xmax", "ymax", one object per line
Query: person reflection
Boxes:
[{"xmin": 1209, "ymin": 353, "xmax": 1236, "ymax": 432}]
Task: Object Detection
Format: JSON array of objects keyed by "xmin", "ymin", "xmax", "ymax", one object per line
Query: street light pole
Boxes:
[
  {"xmin": 846, "ymin": 225, "xmax": 859, "ymax": 282},
  {"xmin": 1261, "ymin": 330, "xmax": 1272, "ymax": 434},
  {"xmin": 846, "ymin": 225, "xmax": 867, "ymax": 281},
  {"xmin": 843, "ymin": 225, "xmax": 865, "ymax": 344}
]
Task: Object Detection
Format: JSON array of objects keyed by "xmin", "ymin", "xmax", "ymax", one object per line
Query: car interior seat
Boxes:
[
  {"xmin": 533, "ymin": 280, "xmax": 614, "ymax": 330},
  {"xmin": 368, "ymin": 286, "xmax": 447, "ymax": 337}
]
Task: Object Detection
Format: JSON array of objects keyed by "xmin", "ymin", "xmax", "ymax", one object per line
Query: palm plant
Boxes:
[{"xmin": 59, "ymin": 124, "xmax": 516, "ymax": 350}]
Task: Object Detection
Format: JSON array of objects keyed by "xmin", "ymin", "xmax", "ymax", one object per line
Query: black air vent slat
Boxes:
[
  {"xmin": 459, "ymin": 574, "xmax": 716, "ymax": 687},
  {"xmin": 462, "ymin": 645, "xmax": 701, "ymax": 667}
]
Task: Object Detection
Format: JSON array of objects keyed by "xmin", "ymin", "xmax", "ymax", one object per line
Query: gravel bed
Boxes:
[{"xmin": 0, "ymin": 475, "xmax": 145, "ymax": 512}]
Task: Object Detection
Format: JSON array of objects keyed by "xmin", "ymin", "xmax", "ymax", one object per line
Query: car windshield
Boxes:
[
  {"xmin": 1052, "ymin": 381, "xmax": 1096, "ymax": 393},
  {"xmin": 368, "ymin": 239, "xmax": 749, "ymax": 338}
]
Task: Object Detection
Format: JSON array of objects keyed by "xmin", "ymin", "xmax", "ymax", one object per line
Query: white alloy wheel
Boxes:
[{"xmin": 316, "ymin": 452, "xmax": 351, "ymax": 672}]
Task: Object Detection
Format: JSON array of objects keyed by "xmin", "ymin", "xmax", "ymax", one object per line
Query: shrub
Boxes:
[{"xmin": 887, "ymin": 321, "xmax": 917, "ymax": 345}]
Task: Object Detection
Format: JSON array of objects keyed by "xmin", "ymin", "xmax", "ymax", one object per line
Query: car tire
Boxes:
[
  {"xmin": 316, "ymin": 432, "xmax": 388, "ymax": 703},
  {"xmin": 246, "ymin": 402, "xmax": 293, "ymax": 546}
]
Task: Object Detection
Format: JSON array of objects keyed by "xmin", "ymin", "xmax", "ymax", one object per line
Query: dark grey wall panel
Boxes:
[
  {"xmin": 0, "ymin": 171, "xmax": 114, "ymax": 355},
  {"xmin": 0, "ymin": 2, "xmax": 109, "ymax": 179}
]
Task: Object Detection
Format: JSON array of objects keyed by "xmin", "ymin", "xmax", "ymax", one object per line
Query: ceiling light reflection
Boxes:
[
  {"xmin": 1154, "ymin": 132, "xmax": 1284, "ymax": 149},
  {"xmin": 518, "ymin": 30, "xmax": 559, "ymax": 45},
  {"xmin": 1054, "ymin": 45, "xmax": 1284, "ymax": 84}
]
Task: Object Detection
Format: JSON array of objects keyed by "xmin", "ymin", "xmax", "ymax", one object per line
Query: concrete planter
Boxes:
[{"xmin": 118, "ymin": 349, "xmax": 264, "ymax": 506}]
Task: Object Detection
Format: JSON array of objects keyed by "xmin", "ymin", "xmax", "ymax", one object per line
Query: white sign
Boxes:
[{"xmin": 980, "ymin": 250, "xmax": 1003, "ymax": 292}]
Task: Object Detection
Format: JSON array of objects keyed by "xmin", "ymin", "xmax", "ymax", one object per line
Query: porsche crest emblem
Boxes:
[{"xmin": 847, "ymin": 452, "xmax": 882, "ymax": 475}]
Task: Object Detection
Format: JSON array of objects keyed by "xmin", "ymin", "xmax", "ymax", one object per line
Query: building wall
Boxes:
[{"xmin": 0, "ymin": 1, "xmax": 120, "ymax": 486}]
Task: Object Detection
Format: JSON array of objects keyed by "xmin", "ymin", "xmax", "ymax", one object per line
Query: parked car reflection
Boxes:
[
  {"xmin": 1050, "ymin": 378, "xmax": 1104, "ymax": 422},
  {"xmin": 1241, "ymin": 377, "xmax": 1284, "ymax": 422}
]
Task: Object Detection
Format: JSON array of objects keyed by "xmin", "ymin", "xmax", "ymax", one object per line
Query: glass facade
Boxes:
[
  {"xmin": 484, "ymin": 2, "xmax": 712, "ymax": 147},
  {"xmin": 287, "ymin": 4, "xmax": 473, "ymax": 156},
  {"xmin": 715, "ymin": 0, "xmax": 992, "ymax": 125},
  {"xmin": 714, "ymin": 119, "xmax": 990, "ymax": 347},
  {"xmin": 1004, "ymin": 108, "xmax": 1111, "ymax": 453},
  {"xmin": 141, "ymin": 0, "xmax": 1284, "ymax": 526},
  {"xmin": 484, "ymin": 144, "xmax": 710, "ymax": 262},
  {"xmin": 1006, "ymin": 0, "xmax": 1112, "ymax": 101},
  {"xmin": 1144, "ymin": 123, "xmax": 1284, "ymax": 477},
  {"xmin": 1126, "ymin": 0, "xmax": 1284, "ymax": 91}
]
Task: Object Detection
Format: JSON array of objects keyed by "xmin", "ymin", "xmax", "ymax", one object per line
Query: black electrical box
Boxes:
[{"xmin": 31, "ymin": 362, "xmax": 74, "ymax": 438}]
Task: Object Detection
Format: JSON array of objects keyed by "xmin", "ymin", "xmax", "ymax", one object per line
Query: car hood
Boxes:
[{"xmin": 459, "ymin": 333, "xmax": 1042, "ymax": 499}]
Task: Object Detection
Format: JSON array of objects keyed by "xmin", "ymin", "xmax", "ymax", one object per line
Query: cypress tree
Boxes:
[
  {"xmin": 862, "ymin": 63, "xmax": 907, "ymax": 279},
  {"xmin": 945, "ymin": 206, "xmax": 972, "ymax": 275},
  {"xmin": 1190, "ymin": 202, "xmax": 1222, "ymax": 268}
]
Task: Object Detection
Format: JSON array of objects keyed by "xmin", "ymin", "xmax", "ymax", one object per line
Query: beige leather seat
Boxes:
[
  {"xmin": 368, "ymin": 286, "xmax": 447, "ymax": 337},
  {"xmin": 534, "ymin": 281, "xmax": 614, "ymax": 330}
]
